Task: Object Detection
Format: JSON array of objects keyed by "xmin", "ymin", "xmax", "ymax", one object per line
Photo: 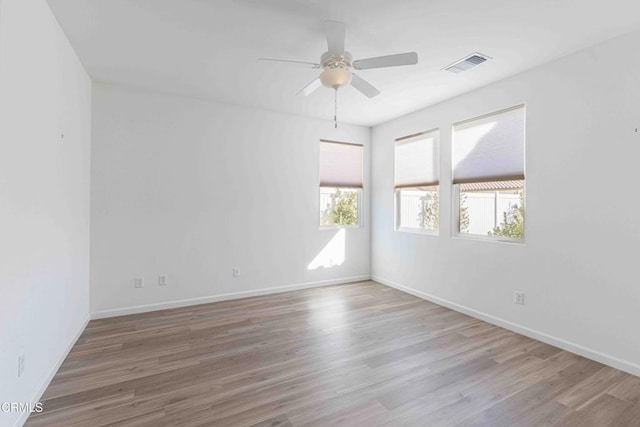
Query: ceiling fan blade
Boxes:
[
  {"xmin": 353, "ymin": 52, "xmax": 418, "ymax": 70},
  {"xmin": 323, "ymin": 21, "xmax": 345, "ymax": 55},
  {"xmin": 258, "ymin": 58, "xmax": 321, "ymax": 69},
  {"xmin": 351, "ymin": 74, "xmax": 380, "ymax": 98},
  {"xmin": 296, "ymin": 77, "xmax": 322, "ymax": 96}
]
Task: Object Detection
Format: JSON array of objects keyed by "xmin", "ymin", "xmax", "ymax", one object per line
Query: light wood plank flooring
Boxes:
[{"xmin": 27, "ymin": 281, "xmax": 640, "ymax": 426}]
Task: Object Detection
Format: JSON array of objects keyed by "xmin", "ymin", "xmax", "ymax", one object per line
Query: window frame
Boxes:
[
  {"xmin": 318, "ymin": 186, "xmax": 363, "ymax": 230},
  {"xmin": 318, "ymin": 139, "xmax": 364, "ymax": 230},
  {"xmin": 451, "ymin": 180, "xmax": 526, "ymax": 244},
  {"xmin": 393, "ymin": 128, "xmax": 440, "ymax": 235},
  {"xmin": 451, "ymin": 105, "xmax": 526, "ymax": 244},
  {"xmin": 395, "ymin": 186, "xmax": 440, "ymax": 235}
]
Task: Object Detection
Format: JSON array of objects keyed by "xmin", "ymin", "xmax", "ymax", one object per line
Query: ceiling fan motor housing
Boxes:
[{"xmin": 320, "ymin": 51, "xmax": 353, "ymax": 88}]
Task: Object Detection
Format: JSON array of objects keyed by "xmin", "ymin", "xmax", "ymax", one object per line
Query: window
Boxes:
[
  {"xmin": 394, "ymin": 129, "xmax": 440, "ymax": 232},
  {"xmin": 319, "ymin": 140, "xmax": 363, "ymax": 227},
  {"xmin": 452, "ymin": 105, "xmax": 525, "ymax": 241}
]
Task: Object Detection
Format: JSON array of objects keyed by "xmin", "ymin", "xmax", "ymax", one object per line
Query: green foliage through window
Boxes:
[
  {"xmin": 320, "ymin": 188, "xmax": 359, "ymax": 226},
  {"xmin": 459, "ymin": 193, "xmax": 470, "ymax": 233},
  {"xmin": 489, "ymin": 190, "xmax": 524, "ymax": 239}
]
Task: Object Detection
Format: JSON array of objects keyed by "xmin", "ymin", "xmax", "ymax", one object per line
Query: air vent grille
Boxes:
[{"xmin": 445, "ymin": 53, "xmax": 490, "ymax": 74}]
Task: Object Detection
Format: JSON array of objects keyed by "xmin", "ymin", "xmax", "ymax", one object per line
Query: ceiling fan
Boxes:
[{"xmin": 258, "ymin": 21, "xmax": 418, "ymax": 127}]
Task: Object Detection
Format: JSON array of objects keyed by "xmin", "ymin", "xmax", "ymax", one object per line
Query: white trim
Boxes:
[
  {"xmin": 91, "ymin": 275, "xmax": 371, "ymax": 319},
  {"xmin": 319, "ymin": 224, "xmax": 362, "ymax": 231},
  {"xmin": 396, "ymin": 227, "xmax": 439, "ymax": 236},
  {"xmin": 372, "ymin": 276, "xmax": 640, "ymax": 378},
  {"xmin": 14, "ymin": 314, "xmax": 90, "ymax": 427},
  {"xmin": 451, "ymin": 234, "xmax": 525, "ymax": 246}
]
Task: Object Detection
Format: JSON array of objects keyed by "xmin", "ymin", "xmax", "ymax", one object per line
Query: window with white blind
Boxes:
[
  {"xmin": 394, "ymin": 129, "xmax": 440, "ymax": 232},
  {"xmin": 452, "ymin": 105, "xmax": 525, "ymax": 241},
  {"xmin": 319, "ymin": 140, "xmax": 363, "ymax": 227}
]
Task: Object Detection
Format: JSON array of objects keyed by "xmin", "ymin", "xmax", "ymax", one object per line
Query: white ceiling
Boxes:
[{"xmin": 47, "ymin": 0, "xmax": 640, "ymax": 127}]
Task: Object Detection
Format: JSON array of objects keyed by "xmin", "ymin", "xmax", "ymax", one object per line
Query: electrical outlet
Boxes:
[
  {"xmin": 159, "ymin": 275, "xmax": 168, "ymax": 286},
  {"xmin": 134, "ymin": 277, "xmax": 144, "ymax": 288},
  {"xmin": 514, "ymin": 291, "xmax": 525, "ymax": 305},
  {"xmin": 17, "ymin": 353, "xmax": 25, "ymax": 378},
  {"xmin": 232, "ymin": 268, "xmax": 240, "ymax": 278}
]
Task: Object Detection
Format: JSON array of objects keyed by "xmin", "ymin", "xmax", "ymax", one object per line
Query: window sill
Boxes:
[
  {"xmin": 319, "ymin": 225, "xmax": 362, "ymax": 230},
  {"xmin": 452, "ymin": 233, "xmax": 525, "ymax": 245},
  {"xmin": 396, "ymin": 227, "xmax": 439, "ymax": 236}
]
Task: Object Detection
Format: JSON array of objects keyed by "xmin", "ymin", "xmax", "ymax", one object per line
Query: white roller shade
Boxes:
[
  {"xmin": 453, "ymin": 105, "xmax": 525, "ymax": 184},
  {"xmin": 394, "ymin": 130, "xmax": 439, "ymax": 189},
  {"xmin": 319, "ymin": 140, "xmax": 363, "ymax": 188}
]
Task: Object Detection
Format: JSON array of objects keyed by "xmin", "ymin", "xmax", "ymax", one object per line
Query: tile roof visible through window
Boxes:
[{"xmin": 459, "ymin": 180, "xmax": 524, "ymax": 192}]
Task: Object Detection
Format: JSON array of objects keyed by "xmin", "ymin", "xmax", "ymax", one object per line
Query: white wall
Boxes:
[
  {"xmin": 90, "ymin": 83, "xmax": 370, "ymax": 316},
  {"xmin": 372, "ymin": 29, "xmax": 640, "ymax": 375},
  {"xmin": 0, "ymin": 0, "xmax": 92, "ymax": 425}
]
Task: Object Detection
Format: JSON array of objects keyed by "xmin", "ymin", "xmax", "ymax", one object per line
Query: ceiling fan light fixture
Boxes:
[{"xmin": 320, "ymin": 67, "xmax": 352, "ymax": 89}]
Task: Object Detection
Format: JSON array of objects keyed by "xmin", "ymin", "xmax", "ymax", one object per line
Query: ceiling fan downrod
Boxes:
[{"xmin": 334, "ymin": 88, "xmax": 338, "ymax": 129}]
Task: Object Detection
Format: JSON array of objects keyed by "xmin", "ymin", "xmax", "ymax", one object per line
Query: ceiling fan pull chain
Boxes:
[{"xmin": 334, "ymin": 88, "xmax": 338, "ymax": 129}]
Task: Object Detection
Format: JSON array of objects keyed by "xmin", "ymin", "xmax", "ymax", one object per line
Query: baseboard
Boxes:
[
  {"xmin": 91, "ymin": 275, "xmax": 371, "ymax": 319},
  {"xmin": 372, "ymin": 275, "xmax": 640, "ymax": 378},
  {"xmin": 14, "ymin": 313, "xmax": 90, "ymax": 427}
]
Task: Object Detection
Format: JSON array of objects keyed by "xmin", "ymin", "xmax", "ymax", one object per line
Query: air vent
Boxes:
[{"xmin": 444, "ymin": 53, "xmax": 490, "ymax": 74}]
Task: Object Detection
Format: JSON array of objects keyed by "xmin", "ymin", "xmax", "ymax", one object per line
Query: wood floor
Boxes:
[{"xmin": 27, "ymin": 281, "xmax": 640, "ymax": 427}]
